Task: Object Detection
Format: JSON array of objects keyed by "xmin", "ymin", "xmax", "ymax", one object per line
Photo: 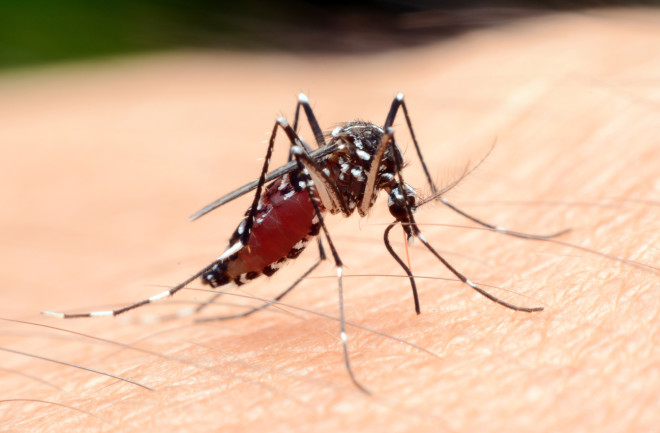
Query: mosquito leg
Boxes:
[
  {"xmin": 304, "ymin": 186, "xmax": 369, "ymax": 394},
  {"xmin": 41, "ymin": 267, "xmax": 211, "ymax": 319},
  {"xmin": 383, "ymin": 127, "xmax": 542, "ymax": 313},
  {"xmin": 210, "ymin": 116, "xmax": 367, "ymax": 392},
  {"xmin": 383, "ymin": 93, "xmax": 437, "ymax": 193},
  {"xmin": 193, "ymin": 117, "xmax": 326, "ymax": 315},
  {"xmin": 190, "ymin": 94, "xmax": 335, "ymax": 221},
  {"xmin": 276, "ymin": 118, "xmax": 350, "ymax": 214},
  {"xmin": 383, "ymin": 222, "xmax": 420, "ymax": 314},
  {"xmin": 191, "ymin": 290, "xmax": 227, "ymax": 316},
  {"xmin": 288, "ymin": 92, "xmax": 326, "ymax": 161},
  {"xmin": 439, "ymin": 197, "xmax": 571, "ymax": 240},
  {"xmin": 187, "ymin": 146, "xmax": 341, "ymax": 221},
  {"xmin": 236, "ymin": 121, "xmax": 283, "ymax": 247},
  {"xmin": 292, "ymin": 93, "xmax": 326, "ymax": 149},
  {"xmin": 384, "ymin": 94, "xmax": 569, "ymax": 241},
  {"xmin": 357, "ymin": 126, "xmax": 395, "ymax": 216},
  {"xmin": 42, "ymin": 118, "xmax": 289, "ymax": 319},
  {"xmin": 196, "ymin": 240, "xmax": 327, "ymax": 322},
  {"xmin": 380, "ymin": 111, "xmax": 551, "ymax": 313},
  {"xmin": 272, "ymin": 124, "xmax": 370, "ymax": 393},
  {"xmin": 415, "ymin": 231, "xmax": 543, "ymax": 312},
  {"xmin": 384, "ymin": 94, "xmax": 567, "ymax": 240}
]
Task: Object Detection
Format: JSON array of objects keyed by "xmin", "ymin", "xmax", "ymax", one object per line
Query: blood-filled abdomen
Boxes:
[{"xmin": 201, "ymin": 173, "xmax": 323, "ymax": 287}]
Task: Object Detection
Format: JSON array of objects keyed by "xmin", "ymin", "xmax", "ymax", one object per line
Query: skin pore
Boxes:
[{"xmin": 1, "ymin": 9, "xmax": 659, "ymax": 433}]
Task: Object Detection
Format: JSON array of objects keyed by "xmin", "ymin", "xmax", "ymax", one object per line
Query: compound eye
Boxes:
[
  {"xmin": 388, "ymin": 184, "xmax": 418, "ymax": 221},
  {"xmin": 388, "ymin": 188, "xmax": 408, "ymax": 220}
]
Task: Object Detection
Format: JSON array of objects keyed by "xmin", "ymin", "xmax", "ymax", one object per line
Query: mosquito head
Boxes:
[
  {"xmin": 388, "ymin": 183, "xmax": 417, "ymax": 240},
  {"xmin": 388, "ymin": 183, "xmax": 417, "ymax": 220}
]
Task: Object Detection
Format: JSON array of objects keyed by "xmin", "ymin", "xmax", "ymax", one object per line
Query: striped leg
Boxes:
[
  {"xmin": 382, "ymin": 127, "xmax": 543, "ymax": 315},
  {"xmin": 41, "ymin": 118, "xmax": 295, "ymax": 319},
  {"xmin": 275, "ymin": 118, "xmax": 371, "ymax": 393},
  {"xmin": 42, "ymin": 262, "xmax": 213, "ymax": 319},
  {"xmin": 384, "ymin": 93, "xmax": 569, "ymax": 240},
  {"xmin": 383, "ymin": 221, "xmax": 543, "ymax": 313},
  {"xmin": 292, "ymin": 93, "xmax": 326, "ymax": 149}
]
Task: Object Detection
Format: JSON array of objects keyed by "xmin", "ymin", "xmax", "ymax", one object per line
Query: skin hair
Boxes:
[{"xmin": 1, "ymin": 9, "xmax": 659, "ymax": 432}]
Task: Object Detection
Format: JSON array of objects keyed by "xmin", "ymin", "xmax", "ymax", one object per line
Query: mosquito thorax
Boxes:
[{"xmin": 323, "ymin": 121, "xmax": 404, "ymax": 216}]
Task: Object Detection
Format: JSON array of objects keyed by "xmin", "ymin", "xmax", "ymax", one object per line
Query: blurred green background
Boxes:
[{"xmin": 1, "ymin": 0, "xmax": 657, "ymax": 70}]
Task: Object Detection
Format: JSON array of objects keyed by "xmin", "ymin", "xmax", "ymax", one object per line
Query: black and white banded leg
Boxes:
[
  {"xmin": 381, "ymin": 126, "xmax": 544, "ymax": 314},
  {"xmin": 276, "ymin": 117, "xmax": 370, "ymax": 393},
  {"xmin": 292, "ymin": 93, "xmax": 326, "ymax": 149},
  {"xmin": 387, "ymin": 93, "xmax": 569, "ymax": 241},
  {"xmin": 41, "ymin": 117, "xmax": 299, "ymax": 320}
]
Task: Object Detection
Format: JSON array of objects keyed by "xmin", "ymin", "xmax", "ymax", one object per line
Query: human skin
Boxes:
[{"xmin": 1, "ymin": 9, "xmax": 659, "ymax": 433}]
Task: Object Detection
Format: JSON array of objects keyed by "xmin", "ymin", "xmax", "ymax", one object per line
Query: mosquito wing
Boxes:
[{"xmin": 188, "ymin": 144, "xmax": 338, "ymax": 221}]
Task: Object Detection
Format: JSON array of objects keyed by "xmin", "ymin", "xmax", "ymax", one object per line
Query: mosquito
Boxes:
[{"xmin": 42, "ymin": 93, "xmax": 568, "ymax": 393}]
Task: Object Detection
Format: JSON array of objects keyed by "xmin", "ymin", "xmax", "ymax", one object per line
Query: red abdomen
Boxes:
[{"xmin": 202, "ymin": 173, "xmax": 323, "ymax": 287}]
